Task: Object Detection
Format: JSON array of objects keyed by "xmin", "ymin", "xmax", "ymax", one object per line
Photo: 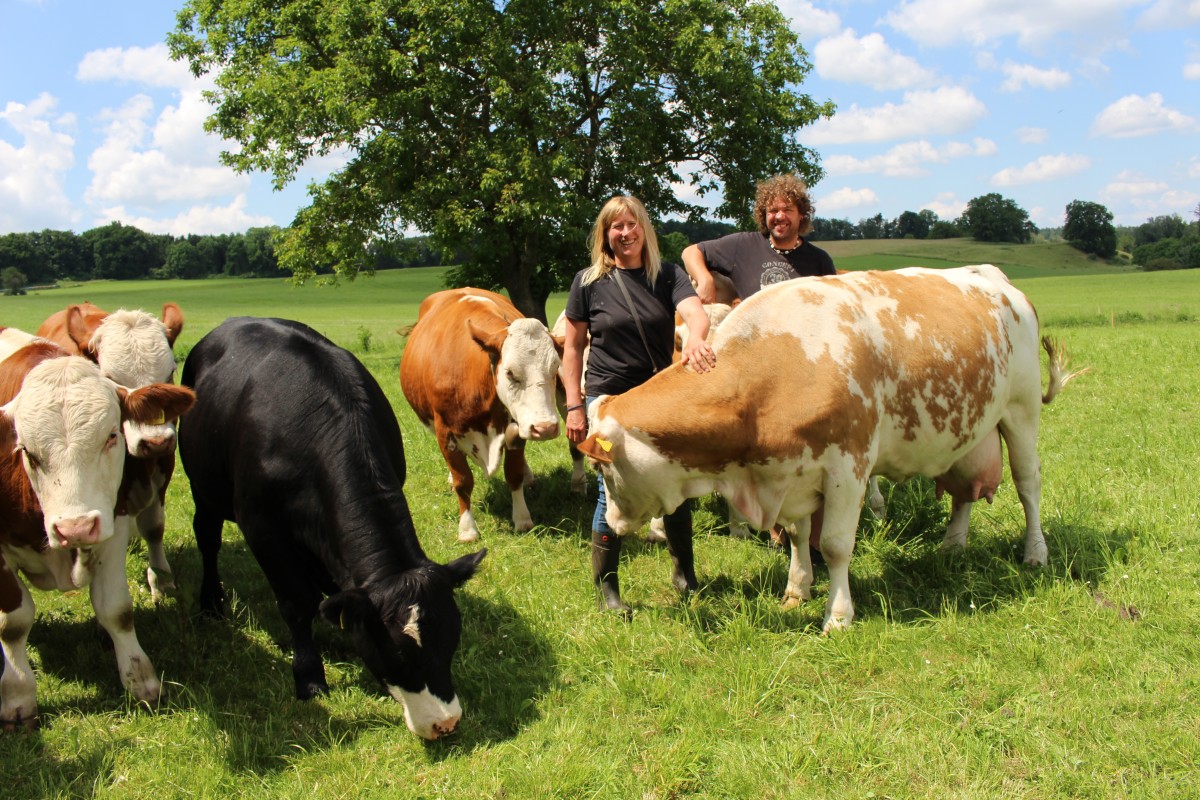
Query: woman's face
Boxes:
[{"xmin": 607, "ymin": 211, "xmax": 644, "ymax": 267}]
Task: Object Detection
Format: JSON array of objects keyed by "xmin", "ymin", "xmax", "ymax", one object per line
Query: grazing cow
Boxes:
[
  {"xmin": 36, "ymin": 302, "xmax": 185, "ymax": 599},
  {"xmin": 578, "ymin": 266, "xmax": 1082, "ymax": 631},
  {"xmin": 400, "ymin": 289, "xmax": 562, "ymax": 542},
  {"xmin": 0, "ymin": 340, "xmax": 194, "ymax": 730},
  {"xmin": 179, "ymin": 317, "xmax": 486, "ymax": 740}
]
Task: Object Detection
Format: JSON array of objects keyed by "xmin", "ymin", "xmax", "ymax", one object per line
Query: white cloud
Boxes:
[
  {"xmin": 77, "ymin": 44, "xmax": 197, "ymax": 90},
  {"xmin": 813, "ymin": 30, "xmax": 936, "ymax": 90},
  {"xmin": 817, "ymin": 186, "xmax": 880, "ymax": 212},
  {"xmin": 94, "ymin": 194, "xmax": 275, "ymax": 236},
  {"xmin": 992, "ymin": 153, "xmax": 1090, "ymax": 186},
  {"xmin": 923, "ymin": 192, "xmax": 966, "ymax": 220},
  {"xmin": 1185, "ymin": 61, "xmax": 1200, "ymax": 80},
  {"xmin": 776, "ymin": 0, "xmax": 842, "ymax": 39},
  {"xmin": 1090, "ymin": 93, "xmax": 1197, "ymax": 138},
  {"xmin": 883, "ymin": 0, "xmax": 1138, "ymax": 50},
  {"xmin": 1015, "ymin": 126, "xmax": 1049, "ymax": 144},
  {"xmin": 804, "ymin": 86, "xmax": 987, "ymax": 145},
  {"xmin": 1189, "ymin": 158, "xmax": 1200, "ymax": 179},
  {"xmin": 0, "ymin": 93, "xmax": 79, "ymax": 233},
  {"xmin": 1000, "ymin": 62, "xmax": 1072, "ymax": 91},
  {"xmin": 825, "ymin": 138, "xmax": 996, "ymax": 178},
  {"xmin": 1101, "ymin": 170, "xmax": 1169, "ymax": 201},
  {"xmin": 1137, "ymin": 0, "xmax": 1200, "ymax": 29}
]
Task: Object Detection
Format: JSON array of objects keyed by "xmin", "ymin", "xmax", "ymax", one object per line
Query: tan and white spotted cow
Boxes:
[
  {"xmin": 0, "ymin": 340, "xmax": 194, "ymax": 730},
  {"xmin": 401, "ymin": 288, "xmax": 562, "ymax": 542},
  {"xmin": 36, "ymin": 302, "xmax": 186, "ymax": 599},
  {"xmin": 578, "ymin": 265, "xmax": 1082, "ymax": 631}
]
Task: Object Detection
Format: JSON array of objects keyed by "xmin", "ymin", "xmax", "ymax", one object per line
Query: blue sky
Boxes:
[{"xmin": 2, "ymin": 0, "xmax": 1198, "ymax": 237}]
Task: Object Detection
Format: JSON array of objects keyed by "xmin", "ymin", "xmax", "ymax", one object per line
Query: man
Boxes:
[
  {"xmin": 682, "ymin": 173, "xmax": 836, "ymax": 552},
  {"xmin": 682, "ymin": 173, "xmax": 835, "ymax": 303}
]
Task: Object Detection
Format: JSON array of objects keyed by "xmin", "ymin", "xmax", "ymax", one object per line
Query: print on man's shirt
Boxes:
[{"xmin": 760, "ymin": 261, "xmax": 794, "ymax": 290}]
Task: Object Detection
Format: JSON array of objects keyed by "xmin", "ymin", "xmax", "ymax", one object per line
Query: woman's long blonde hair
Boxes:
[{"xmin": 581, "ymin": 195, "xmax": 662, "ymax": 286}]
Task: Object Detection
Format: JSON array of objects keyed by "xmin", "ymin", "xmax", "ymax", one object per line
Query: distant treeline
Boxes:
[{"xmin": 3, "ymin": 209, "xmax": 1195, "ymax": 293}]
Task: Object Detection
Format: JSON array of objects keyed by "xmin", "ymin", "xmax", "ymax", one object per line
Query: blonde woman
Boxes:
[{"xmin": 561, "ymin": 195, "xmax": 715, "ymax": 615}]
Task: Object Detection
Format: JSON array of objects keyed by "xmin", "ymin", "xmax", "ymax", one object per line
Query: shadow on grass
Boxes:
[{"xmin": 664, "ymin": 476, "xmax": 1135, "ymax": 633}]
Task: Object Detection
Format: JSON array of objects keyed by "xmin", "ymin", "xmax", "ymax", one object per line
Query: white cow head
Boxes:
[
  {"xmin": 84, "ymin": 306, "xmax": 183, "ymax": 458},
  {"xmin": 470, "ymin": 317, "xmax": 562, "ymax": 441},
  {"xmin": 0, "ymin": 356, "xmax": 196, "ymax": 549},
  {"xmin": 577, "ymin": 401, "xmax": 691, "ymax": 535}
]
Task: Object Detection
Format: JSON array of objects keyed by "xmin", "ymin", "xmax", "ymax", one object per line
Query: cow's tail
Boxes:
[{"xmin": 1041, "ymin": 336, "xmax": 1090, "ymax": 405}]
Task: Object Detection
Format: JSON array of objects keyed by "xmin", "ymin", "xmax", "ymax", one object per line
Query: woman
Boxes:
[{"xmin": 561, "ymin": 195, "xmax": 716, "ymax": 615}]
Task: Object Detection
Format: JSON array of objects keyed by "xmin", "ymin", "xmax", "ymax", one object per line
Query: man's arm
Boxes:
[{"xmin": 681, "ymin": 244, "xmax": 717, "ymax": 304}]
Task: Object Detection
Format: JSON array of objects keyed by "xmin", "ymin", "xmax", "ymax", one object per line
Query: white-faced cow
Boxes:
[
  {"xmin": 0, "ymin": 338, "xmax": 194, "ymax": 730},
  {"xmin": 36, "ymin": 302, "xmax": 185, "ymax": 599},
  {"xmin": 578, "ymin": 266, "xmax": 1082, "ymax": 632},
  {"xmin": 401, "ymin": 289, "xmax": 562, "ymax": 542},
  {"xmin": 179, "ymin": 317, "xmax": 486, "ymax": 740}
]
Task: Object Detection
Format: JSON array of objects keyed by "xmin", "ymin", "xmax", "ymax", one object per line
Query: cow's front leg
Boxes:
[
  {"xmin": 503, "ymin": 441, "xmax": 534, "ymax": 532},
  {"xmin": 942, "ymin": 497, "xmax": 973, "ymax": 550},
  {"xmin": 137, "ymin": 499, "xmax": 176, "ymax": 599},
  {"xmin": 0, "ymin": 573, "xmax": 38, "ymax": 731},
  {"xmin": 782, "ymin": 516, "xmax": 813, "ymax": 609},
  {"xmin": 819, "ymin": 490, "xmax": 863, "ymax": 633},
  {"xmin": 89, "ymin": 520, "xmax": 161, "ymax": 704}
]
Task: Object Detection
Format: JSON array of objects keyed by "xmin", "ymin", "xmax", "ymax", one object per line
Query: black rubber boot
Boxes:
[
  {"xmin": 662, "ymin": 501, "xmax": 699, "ymax": 594},
  {"xmin": 591, "ymin": 530, "xmax": 631, "ymax": 618}
]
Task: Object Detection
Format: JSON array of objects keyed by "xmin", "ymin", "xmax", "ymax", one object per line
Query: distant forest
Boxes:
[{"xmin": 1, "ymin": 207, "xmax": 1193, "ymax": 292}]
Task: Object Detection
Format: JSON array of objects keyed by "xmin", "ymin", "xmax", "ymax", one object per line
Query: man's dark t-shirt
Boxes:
[
  {"xmin": 697, "ymin": 231, "xmax": 836, "ymax": 299},
  {"xmin": 565, "ymin": 263, "xmax": 697, "ymax": 396}
]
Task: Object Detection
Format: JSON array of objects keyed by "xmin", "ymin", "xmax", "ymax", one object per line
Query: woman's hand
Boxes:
[{"xmin": 566, "ymin": 405, "xmax": 588, "ymax": 443}]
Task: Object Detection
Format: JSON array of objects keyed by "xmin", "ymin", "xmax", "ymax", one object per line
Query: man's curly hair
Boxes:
[{"xmin": 753, "ymin": 174, "xmax": 815, "ymax": 237}]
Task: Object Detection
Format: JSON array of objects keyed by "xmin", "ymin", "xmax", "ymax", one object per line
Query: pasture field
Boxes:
[{"xmin": 1, "ymin": 264, "xmax": 1198, "ymax": 799}]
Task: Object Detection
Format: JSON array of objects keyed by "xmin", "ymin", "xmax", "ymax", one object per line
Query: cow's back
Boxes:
[
  {"xmin": 180, "ymin": 317, "xmax": 407, "ymax": 532},
  {"xmin": 401, "ymin": 288, "xmax": 519, "ymax": 430}
]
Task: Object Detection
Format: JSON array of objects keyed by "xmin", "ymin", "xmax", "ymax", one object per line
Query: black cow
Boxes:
[{"xmin": 179, "ymin": 317, "xmax": 485, "ymax": 739}]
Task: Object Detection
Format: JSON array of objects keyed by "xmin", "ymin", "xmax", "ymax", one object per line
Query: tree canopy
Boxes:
[
  {"xmin": 169, "ymin": 0, "xmax": 834, "ymax": 321},
  {"xmin": 960, "ymin": 193, "xmax": 1036, "ymax": 244},
  {"xmin": 1062, "ymin": 200, "xmax": 1116, "ymax": 258}
]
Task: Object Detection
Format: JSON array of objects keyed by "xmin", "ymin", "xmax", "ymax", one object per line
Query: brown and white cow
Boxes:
[
  {"xmin": 0, "ymin": 338, "xmax": 194, "ymax": 730},
  {"xmin": 401, "ymin": 289, "xmax": 562, "ymax": 542},
  {"xmin": 36, "ymin": 302, "xmax": 185, "ymax": 598},
  {"xmin": 578, "ymin": 265, "xmax": 1082, "ymax": 631}
]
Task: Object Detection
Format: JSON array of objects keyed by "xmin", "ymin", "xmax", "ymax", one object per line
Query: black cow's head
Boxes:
[{"xmin": 319, "ymin": 548, "xmax": 486, "ymax": 740}]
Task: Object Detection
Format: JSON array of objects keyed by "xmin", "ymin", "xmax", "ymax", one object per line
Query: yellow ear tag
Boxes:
[
  {"xmin": 339, "ymin": 610, "xmax": 347, "ymax": 630},
  {"xmin": 150, "ymin": 412, "xmax": 166, "ymax": 425},
  {"xmin": 596, "ymin": 437, "xmax": 613, "ymax": 452}
]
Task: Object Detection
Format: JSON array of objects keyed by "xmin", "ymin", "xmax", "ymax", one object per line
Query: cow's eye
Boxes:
[
  {"xmin": 17, "ymin": 444, "xmax": 40, "ymax": 470},
  {"xmin": 105, "ymin": 430, "xmax": 120, "ymax": 450},
  {"xmin": 506, "ymin": 369, "xmax": 520, "ymax": 383}
]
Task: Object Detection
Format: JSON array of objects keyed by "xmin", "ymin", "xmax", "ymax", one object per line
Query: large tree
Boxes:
[
  {"xmin": 169, "ymin": 0, "xmax": 833, "ymax": 321},
  {"xmin": 1062, "ymin": 199, "xmax": 1116, "ymax": 258},
  {"xmin": 960, "ymin": 193, "xmax": 1035, "ymax": 244}
]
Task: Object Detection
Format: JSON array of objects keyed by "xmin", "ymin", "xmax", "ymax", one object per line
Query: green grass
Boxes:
[{"xmin": 1, "ymin": 258, "xmax": 1199, "ymax": 798}]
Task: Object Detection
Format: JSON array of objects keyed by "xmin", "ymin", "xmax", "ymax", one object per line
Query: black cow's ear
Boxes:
[
  {"xmin": 319, "ymin": 589, "xmax": 376, "ymax": 630},
  {"xmin": 444, "ymin": 548, "xmax": 487, "ymax": 588}
]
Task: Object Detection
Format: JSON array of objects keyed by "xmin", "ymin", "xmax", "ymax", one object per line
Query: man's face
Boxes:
[{"xmin": 766, "ymin": 199, "xmax": 803, "ymax": 247}]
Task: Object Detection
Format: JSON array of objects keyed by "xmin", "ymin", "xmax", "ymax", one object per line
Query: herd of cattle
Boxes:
[{"xmin": 0, "ymin": 265, "xmax": 1082, "ymax": 739}]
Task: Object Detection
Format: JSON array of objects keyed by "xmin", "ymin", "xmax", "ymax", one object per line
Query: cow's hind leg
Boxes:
[
  {"xmin": 661, "ymin": 500, "xmax": 698, "ymax": 594},
  {"xmin": 1000, "ymin": 411, "xmax": 1047, "ymax": 566},
  {"xmin": 782, "ymin": 516, "xmax": 814, "ymax": 609},
  {"xmin": 0, "ymin": 573, "xmax": 38, "ymax": 731},
  {"xmin": 436, "ymin": 424, "xmax": 481, "ymax": 542},
  {"xmin": 193, "ymin": 501, "xmax": 226, "ymax": 617},
  {"xmin": 90, "ymin": 518, "xmax": 161, "ymax": 704},
  {"xmin": 137, "ymin": 499, "xmax": 175, "ymax": 600},
  {"xmin": 503, "ymin": 441, "xmax": 534, "ymax": 532}
]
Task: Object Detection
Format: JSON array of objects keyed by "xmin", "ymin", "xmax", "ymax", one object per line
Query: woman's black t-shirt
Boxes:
[{"xmin": 565, "ymin": 263, "xmax": 697, "ymax": 396}]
